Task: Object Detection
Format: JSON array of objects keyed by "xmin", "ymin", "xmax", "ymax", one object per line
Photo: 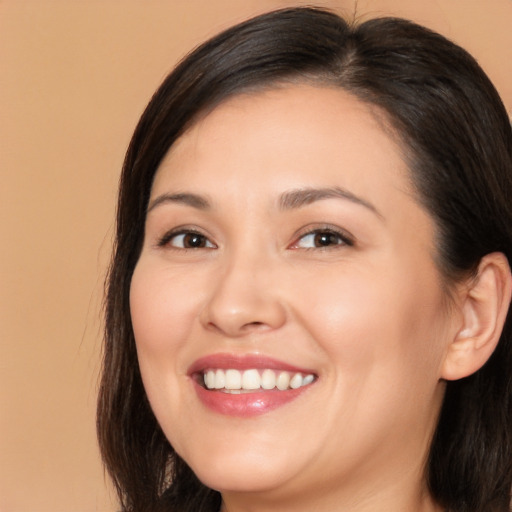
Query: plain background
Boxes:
[{"xmin": 1, "ymin": 1, "xmax": 511, "ymax": 511}]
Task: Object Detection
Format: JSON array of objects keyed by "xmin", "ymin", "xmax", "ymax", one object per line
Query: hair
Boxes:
[{"xmin": 97, "ymin": 7, "xmax": 512, "ymax": 512}]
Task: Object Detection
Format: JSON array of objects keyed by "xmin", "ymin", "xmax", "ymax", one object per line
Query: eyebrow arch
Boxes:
[
  {"xmin": 147, "ymin": 192, "xmax": 211, "ymax": 213},
  {"xmin": 279, "ymin": 186, "xmax": 383, "ymax": 219}
]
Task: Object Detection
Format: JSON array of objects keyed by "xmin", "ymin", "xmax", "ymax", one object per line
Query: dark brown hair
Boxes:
[{"xmin": 97, "ymin": 7, "xmax": 512, "ymax": 512}]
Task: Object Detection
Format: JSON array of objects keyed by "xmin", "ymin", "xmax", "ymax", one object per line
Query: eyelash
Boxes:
[
  {"xmin": 290, "ymin": 225, "xmax": 354, "ymax": 250},
  {"xmin": 157, "ymin": 228, "xmax": 216, "ymax": 250},
  {"xmin": 157, "ymin": 225, "xmax": 354, "ymax": 251}
]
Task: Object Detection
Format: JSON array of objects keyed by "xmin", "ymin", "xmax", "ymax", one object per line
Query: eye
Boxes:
[
  {"xmin": 158, "ymin": 230, "xmax": 216, "ymax": 249},
  {"xmin": 291, "ymin": 228, "xmax": 353, "ymax": 249}
]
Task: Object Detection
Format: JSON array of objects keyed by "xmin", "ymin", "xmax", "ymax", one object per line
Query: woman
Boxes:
[{"xmin": 97, "ymin": 7, "xmax": 512, "ymax": 512}]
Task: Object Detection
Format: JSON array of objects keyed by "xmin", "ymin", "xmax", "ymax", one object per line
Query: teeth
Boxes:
[
  {"xmin": 276, "ymin": 371, "xmax": 290, "ymax": 390},
  {"xmin": 202, "ymin": 369, "xmax": 315, "ymax": 392},
  {"xmin": 214, "ymin": 369, "xmax": 225, "ymax": 389},
  {"xmin": 205, "ymin": 370, "xmax": 215, "ymax": 389},
  {"xmin": 242, "ymin": 369, "xmax": 261, "ymax": 390},
  {"xmin": 261, "ymin": 369, "xmax": 276, "ymax": 389},
  {"xmin": 289, "ymin": 373, "xmax": 303, "ymax": 389},
  {"xmin": 303, "ymin": 374, "xmax": 315, "ymax": 386},
  {"xmin": 225, "ymin": 369, "xmax": 242, "ymax": 390}
]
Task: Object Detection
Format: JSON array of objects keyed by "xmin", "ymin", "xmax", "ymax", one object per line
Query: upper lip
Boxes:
[{"xmin": 187, "ymin": 353, "xmax": 317, "ymax": 376}]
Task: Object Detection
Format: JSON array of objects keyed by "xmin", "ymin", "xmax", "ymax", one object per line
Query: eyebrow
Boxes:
[
  {"xmin": 147, "ymin": 186, "xmax": 382, "ymax": 218},
  {"xmin": 147, "ymin": 192, "xmax": 211, "ymax": 213},
  {"xmin": 279, "ymin": 186, "xmax": 382, "ymax": 218}
]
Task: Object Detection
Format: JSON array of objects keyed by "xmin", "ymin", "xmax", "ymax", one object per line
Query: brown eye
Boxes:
[
  {"xmin": 313, "ymin": 232, "xmax": 342, "ymax": 247},
  {"xmin": 295, "ymin": 229, "xmax": 350, "ymax": 249},
  {"xmin": 183, "ymin": 233, "xmax": 207, "ymax": 248},
  {"xmin": 166, "ymin": 232, "xmax": 215, "ymax": 249}
]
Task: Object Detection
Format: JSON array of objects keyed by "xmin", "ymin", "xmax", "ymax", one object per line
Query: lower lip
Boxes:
[{"xmin": 192, "ymin": 380, "xmax": 312, "ymax": 417}]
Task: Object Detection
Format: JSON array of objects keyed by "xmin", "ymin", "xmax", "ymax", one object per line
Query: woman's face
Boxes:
[{"xmin": 130, "ymin": 86, "xmax": 457, "ymax": 508}]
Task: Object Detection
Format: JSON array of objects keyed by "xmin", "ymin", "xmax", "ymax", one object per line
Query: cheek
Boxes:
[
  {"xmin": 129, "ymin": 262, "xmax": 199, "ymax": 419},
  {"xmin": 130, "ymin": 261, "xmax": 199, "ymax": 356},
  {"xmin": 129, "ymin": 261, "xmax": 203, "ymax": 451},
  {"xmin": 293, "ymin": 258, "xmax": 449, "ymax": 386},
  {"xmin": 279, "ymin": 262, "xmax": 449, "ymax": 468}
]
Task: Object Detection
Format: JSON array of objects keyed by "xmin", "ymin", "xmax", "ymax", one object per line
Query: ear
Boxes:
[{"xmin": 441, "ymin": 252, "xmax": 512, "ymax": 381}]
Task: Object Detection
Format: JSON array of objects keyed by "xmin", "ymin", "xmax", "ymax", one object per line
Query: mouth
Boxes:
[
  {"xmin": 189, "ymin": 354, "xmax": 318, "ymax": 417},
  {"xmin": 200, "ymin": 368, "xmax": 315, "ymax": 393}
]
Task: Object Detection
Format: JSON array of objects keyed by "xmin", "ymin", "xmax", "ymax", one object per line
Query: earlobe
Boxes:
[{"xmin": 441, "ymin": 252, "xmax": 512, "ymax": 381}]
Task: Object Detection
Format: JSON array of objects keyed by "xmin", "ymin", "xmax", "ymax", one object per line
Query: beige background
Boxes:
[{"xmin": 1, "ymin": 1, "xmax": 511, "ymax": 511}]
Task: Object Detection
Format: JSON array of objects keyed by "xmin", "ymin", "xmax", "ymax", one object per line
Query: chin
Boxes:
[{"xmin": 182, "ymin": 442, "xmax": 296, "ymax": 494}]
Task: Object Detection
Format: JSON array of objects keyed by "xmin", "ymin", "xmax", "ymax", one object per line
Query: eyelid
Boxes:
[
  {"xmin": 156, "ymin": 226, "xmax": 217, "ymax": 249},
  {"xmin": 154, "ymin": 223, "xmax": 354, "ymax": 250},
  {"xmin": 288, "ymin": 224, "xmax": 355, "ymax": 250}
]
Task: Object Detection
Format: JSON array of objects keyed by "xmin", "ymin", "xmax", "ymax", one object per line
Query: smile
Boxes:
[
  {"xmin": 189, "ymin": 354, "xmax": 318, "ymax": 416},
  {"xmin": 203, "ymin": 368, "xmax": 315, "ymax": 392}
]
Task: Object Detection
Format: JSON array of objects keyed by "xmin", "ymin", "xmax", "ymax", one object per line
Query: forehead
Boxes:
[{"xmin": 152, "ymin": 85, "xmax": 413, "ymax": 209}]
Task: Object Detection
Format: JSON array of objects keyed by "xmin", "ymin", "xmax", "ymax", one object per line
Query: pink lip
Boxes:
[
  {"xmin": 188, "ymin": 353, "xmax": 314, "ymax": 374},
  {"xmin": 188, "ymin": 353, "xmax": 317, "ymax": 418}
]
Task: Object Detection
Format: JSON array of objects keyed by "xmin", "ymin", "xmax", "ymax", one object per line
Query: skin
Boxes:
[{"xmin": 129, "ymin": 85, "xmax": 457, "ymax": 512}]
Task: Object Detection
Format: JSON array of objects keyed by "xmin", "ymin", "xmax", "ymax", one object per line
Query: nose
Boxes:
[{"xmin": 199, "ymin": 251, "xmax": 287, "ymax": 338}]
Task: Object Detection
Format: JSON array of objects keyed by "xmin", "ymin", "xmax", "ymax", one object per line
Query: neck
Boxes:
[
  {"xmin": 219, "ymin": 466, "xmax": 443, "ymax": 512},
  {"xmin": 220, "ymin": 492, "xmax": 443, "ymax": 512}
]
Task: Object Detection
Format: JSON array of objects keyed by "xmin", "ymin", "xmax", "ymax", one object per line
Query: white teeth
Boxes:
[
  {"xmin": 276, "ymin": 371, "xmax": 290, "ymax": 390},
  {"xmin": 261, "ymin": 369, "xmax": 276, "ymax": 389},
  {"xmin": 289, "ymin": 373, "xmax": 303, "ymax": 389},
  {"xmin": 214, "ymin": 369, "xmax": 225, "ymax": 389},
  {"xmin": 202, "ymin": 369, "xmax": 315, "ymax": 392},
  {"xmin": 303, "ymin": 374, "xmax": 315, "ymax": 386},
  {"xmin": 204, "ymin": 370, "xmax": 215, "ymax": 389},
  {"xmin": 242, "ymin": 369, "xmax": 261, "ymax": 390},
  {"xmin": 225, "ymin": 369, "xmax": 242, "ymax": 390}
]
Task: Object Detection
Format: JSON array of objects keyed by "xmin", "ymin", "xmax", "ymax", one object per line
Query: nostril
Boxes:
[{"xmin": 240, "ymin": 321, "xmax": 270, "ymax": 332}]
